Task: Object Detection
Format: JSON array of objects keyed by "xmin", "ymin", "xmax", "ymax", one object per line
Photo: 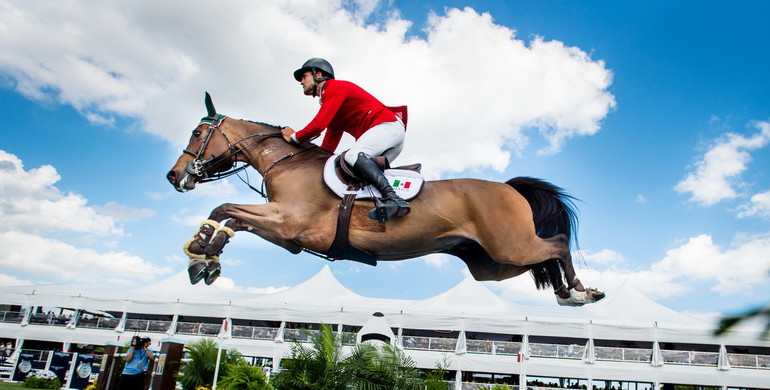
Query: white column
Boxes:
[{"xmin": 455, "ymin": 330, "xmax": 467, "ymax": 355}]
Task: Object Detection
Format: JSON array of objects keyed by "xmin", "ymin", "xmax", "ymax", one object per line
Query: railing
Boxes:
[
  {"xmin": 529, "ymin": 343, "xmax": 585, "ymax": 359},
  {"xmin": 466, "ymin": 340, "xmax": 521, "ymax": 355},
  {"xmin": 125, "ymin": 319, "xmax": 172, "ymax": 333},
  {"xmin": 175, "ymin": 321, "xmax": 222, "ymax": 336},
  {"xmin": 660, "ymin": 350, "xmax": 718, "ymax": 366},
  {"xmin": 0, "ymin": 311, "xmax": 23, "ymax": 324},
  {"xmin": 594, "ymin": 346, "xmax": 652, "ymax": 363},
  {"xmin": 461, "ymin": 383, "xmax": 519, "ymax": 390},
  {"xmin": 283, "ymin": 328, "xmax": 319, "ymax": 342},
  {"xmin": 232, "ymin": 325, "xmax": 279, "ymax": 340},
  {"xmin": 728, "ymin": 353, "xmax": 770, "ymax": 369},
  {"xmin": 77, "ymin": 317, "xmax": 121, "ymax": 329},
  {"xmin": 402, "ymin": 336, "xmax": 458, "ymax": 352},
  {"xmin": 28, "ymin": 313, "xmax": 72, "ymax": 326}
]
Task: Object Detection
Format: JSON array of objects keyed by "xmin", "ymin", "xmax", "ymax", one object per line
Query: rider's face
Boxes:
[{"xmin": 300, "ymin": 71, "xmax": 316, "ymax": 96}]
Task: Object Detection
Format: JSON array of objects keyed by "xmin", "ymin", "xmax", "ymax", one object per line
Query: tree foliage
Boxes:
[
  {"xmin": 218, "ymin": 361, "xmax": 272, "ymax": 390},
  {"xmin": 178, "ymin": 338, "xmax": 243, "ymax": 390}
]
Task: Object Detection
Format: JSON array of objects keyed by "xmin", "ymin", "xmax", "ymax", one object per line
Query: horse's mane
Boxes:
[
  {"xmin": 240, "ymin": 119, "xmax": 331, "ymax": 157},
  {"xmin": 241, "ymin": 119, "xmax": 283, "ymax": 131}
]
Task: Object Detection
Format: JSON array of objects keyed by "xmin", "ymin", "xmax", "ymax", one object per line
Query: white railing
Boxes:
[
  {"xmin": 0, "ymin": 311, "xmax": 23, "ymax": 324},
  {"xmin": 728, "ymin": 353, "xmax": 770, "ymax": 369},
  {"xmin": 125, "ymin": 319, "xmax": 172, "ymax": 333},
  {"xmin": 594, "ymin": 346, "xmax": 652, "ymax": 363},
  {"xmin": 232, "ymin": 325, "xmax": 279, "ymax": 340},
  {"xmin": 660, "ymin": 350, "xmax": 718, "ymax": 366},
  {"xmin": 529, "ymin": 343, "xmax": 585, "ymax": 359},
  {"xmin": 402, "ymin": 336, "xmax": 458, "ymax": 352},
  {"xmin": 77, "ymin": 316, "xmax": 121, "ymax": 329},
  {"xmin": 175, "ymin": 321, "xmax": 221, "ymax": 336}
]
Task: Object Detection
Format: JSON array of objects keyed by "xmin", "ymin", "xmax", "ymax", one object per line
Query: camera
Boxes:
[{"xmin": 131, "ymin": 335, "xmax": 151, "ymax": 349}]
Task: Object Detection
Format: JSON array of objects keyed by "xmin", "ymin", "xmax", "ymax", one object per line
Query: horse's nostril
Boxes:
[{"xmin": 167, "ymin": 170, "xmax": 176, "ymax": 183}]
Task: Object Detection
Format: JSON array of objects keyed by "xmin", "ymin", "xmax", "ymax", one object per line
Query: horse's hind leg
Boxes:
[{"xmin": 539, "ymin": 235, "xmax": 605, "ymax": 306}]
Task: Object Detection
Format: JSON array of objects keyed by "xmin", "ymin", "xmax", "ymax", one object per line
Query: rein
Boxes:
[{"xmin": 183, "ymin": 116, "xmax": 308, "ymax": 195}]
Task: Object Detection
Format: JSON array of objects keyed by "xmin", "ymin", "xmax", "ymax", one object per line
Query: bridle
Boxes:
[{"xmin": 182, "ymin": 115, "xmax": 309, "ymax": 186}]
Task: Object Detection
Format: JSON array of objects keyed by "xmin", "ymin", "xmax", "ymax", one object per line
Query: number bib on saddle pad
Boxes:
[{"xmin": 322, "ymin": 154, "xmax": 425, "ymax": 200}]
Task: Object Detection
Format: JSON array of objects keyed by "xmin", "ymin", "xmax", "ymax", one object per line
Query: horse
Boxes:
[{"xmin": 166, "ymin": 93, "xmax": 605, "ymax": 306}]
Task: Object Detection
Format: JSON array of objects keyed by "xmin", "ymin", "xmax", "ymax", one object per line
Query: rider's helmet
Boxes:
[{"xmin": 293, "ymin": 58, "xmax": 335, "ymax": 83}]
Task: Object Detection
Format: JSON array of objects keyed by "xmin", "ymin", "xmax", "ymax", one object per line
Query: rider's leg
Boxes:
[
  {"xmin": 353, "ymin": 152, "xmax": 409, "ymax": 222},
  {"xmin": 345, "ymin": 120, "xmax": 409, "ymax": 223}
]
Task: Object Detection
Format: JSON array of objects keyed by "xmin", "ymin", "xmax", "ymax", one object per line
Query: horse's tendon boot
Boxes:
[
  {"xmin": 204, "ymin": 226, "xmax": 235, "ymax": 256},
  {"xmin": 204, "ymin": 258, "xmax": 221, "ymax": 285},
  {"xmin": 183, "ymin": 220, "xmax": 220, "ymax": 258},
  {"xmin": 187, "ymin": 259, "xmax": 208, "ymax": 285}
]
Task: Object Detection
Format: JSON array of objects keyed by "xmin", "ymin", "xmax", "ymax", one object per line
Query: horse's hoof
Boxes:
[
  {"xmin": 558, "ymin": 287, "xmax": 605, "ymax": 306},
  {"xmin": 204, "ymin": 260, "xmax": 221, "ymax": 285},
  {"xmin": 188, "ymin": 260, "xmax": 208, "ymax": 285}
]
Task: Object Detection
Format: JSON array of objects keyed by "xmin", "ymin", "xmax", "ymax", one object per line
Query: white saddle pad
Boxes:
[{"xmin": 322, "ymin": 155, "xmax": 424, "ymax": 200}]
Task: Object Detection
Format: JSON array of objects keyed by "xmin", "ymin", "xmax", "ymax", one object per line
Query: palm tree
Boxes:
[
  {"xmin": 178, "ymin": 338, "xmax": 243, "ymax": 390},
  {"xmin": 344, "ymin": 342, "xmax": 424, "ymax": 390},
  {"xmin": 218, "ymin": 361, "xmax": 272, "ymax": 390},
  {"xmin": 715, "ymin": 303, "xmax": 770, "ymax": 339},
  {"xmin": 271, "ymin": 324, "xmax": 347, "ymax": 390}
]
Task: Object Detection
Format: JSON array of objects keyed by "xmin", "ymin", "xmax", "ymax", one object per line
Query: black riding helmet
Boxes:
[{"xmin": 293, "ymin": 58, "xmax": 335, "ymax": 82}]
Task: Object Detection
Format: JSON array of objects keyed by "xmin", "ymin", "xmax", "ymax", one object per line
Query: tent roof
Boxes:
[{"xmin": 404, "ymin": 276, "xmax": 523, "ymax": 318}]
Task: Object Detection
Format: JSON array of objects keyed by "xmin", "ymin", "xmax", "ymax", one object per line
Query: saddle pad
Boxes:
[{"xmin": 323, "ymin": 155, "xmax": 424, "ymax": 200}]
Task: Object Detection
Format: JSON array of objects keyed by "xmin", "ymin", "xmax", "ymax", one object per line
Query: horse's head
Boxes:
[{"xmin": 166, "ymin": 92, "xmax": 248, "ymax": 192}]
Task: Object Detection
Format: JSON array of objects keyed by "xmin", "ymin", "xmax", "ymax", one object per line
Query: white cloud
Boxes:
[
  {"xmin": 0, "ymin": 273, "xmax": 32, "ymax": 286},
  {"xmin": 0, "ymin": 231, "xmax": 172, "ymax": 283},
  {"xmin": 491, "ymin": 232, "xmax": 770, "ymax": 304},
  {"xmin": 0, "ymin": 1, "xmax": 615, "ymax": 176},
  {"xmin": 653, "ymin": 233, "xmax": 770, "ymax": 294},
  {"xmin": 675, "ymin": 121, "xmax": 770, "ymax": 206},
  {"xmin": 0, "ymin": 150, "xmax": 123, "ymax": 235},
  {"xmin": 576, "ymin": 248, "xmax": 626, "ymax": 265},
  {"xmin": 94, "ymin": 201, "xmax": 155, "ymax": 222},
  {"xmin": 737, "ymin": 190, "xmax": 770, "ymax": 219},
  {"xmin": 422, "ymin": 254, "xmax": 451, "ymax": 268},
  {"xmin": 636, "ymin": 194, "xmax": 647, "ymax": 204}
]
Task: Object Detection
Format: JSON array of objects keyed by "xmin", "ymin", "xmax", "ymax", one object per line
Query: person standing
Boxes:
[{"xmin": 120, "ymin": 337, "xmax": 154, "ymax": 390}]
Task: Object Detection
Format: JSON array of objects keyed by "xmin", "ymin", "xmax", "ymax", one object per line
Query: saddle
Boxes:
[
  {"xmin": 322, "ymin": 152, "xmax": 425, "ymax": 266},
  {"xmin": 323, "ymin": 152, "xmax": 425, "ymax": 199}
]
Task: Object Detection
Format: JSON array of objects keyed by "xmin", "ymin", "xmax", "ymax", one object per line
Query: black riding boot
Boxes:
[{"xmin": 353, "ymin": 152, "xmax": 410, "ymax": 223}]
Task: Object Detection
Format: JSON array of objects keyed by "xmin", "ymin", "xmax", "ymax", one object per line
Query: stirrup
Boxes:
[{"xmin": 367, "ymin": 198, "xmax": 409, "ymax": 223}]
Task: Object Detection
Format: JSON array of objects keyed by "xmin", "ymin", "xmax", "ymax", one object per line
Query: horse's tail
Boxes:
[{"xmin": 505, "ymin": 176, "xmax": 579, "ymax": 290}]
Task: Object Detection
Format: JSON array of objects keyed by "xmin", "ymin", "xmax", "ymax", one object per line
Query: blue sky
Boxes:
[{"xmin": 1, "ymin": 0, "xmax": 769, "ymax": 316}]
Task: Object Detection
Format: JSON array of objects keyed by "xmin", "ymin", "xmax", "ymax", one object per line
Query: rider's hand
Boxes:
[{"xmin": 282, "ymin": 127, "xmax": 296, "ymax": 143}]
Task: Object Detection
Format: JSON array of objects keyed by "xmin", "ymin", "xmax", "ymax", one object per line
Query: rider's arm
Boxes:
[
  {"xmin": 319, "ymin": 124, "xmax": 344, "ymax": 153},
  {"xmin": 294, "ymin": 82, "xmax": 346, "ymax": 143}
]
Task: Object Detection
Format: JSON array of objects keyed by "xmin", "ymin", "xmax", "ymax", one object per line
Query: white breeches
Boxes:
[{"xmin": 344, "ymin": 119, "xmax": 406, "ymax": 167}]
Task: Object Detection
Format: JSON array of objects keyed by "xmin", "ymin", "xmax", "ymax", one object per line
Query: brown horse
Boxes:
[{"xmin": 166, "ymin": 93, "xmax": 604, "ymax": 306}]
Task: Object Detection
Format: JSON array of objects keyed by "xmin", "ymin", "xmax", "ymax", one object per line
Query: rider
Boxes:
[{"xmin": 281, "ymin": 58, "xmax": 410, "ymax": 223}]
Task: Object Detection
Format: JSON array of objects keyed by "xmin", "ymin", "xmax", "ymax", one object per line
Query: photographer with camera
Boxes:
[{"xmin": 119, "ymin": 336, "xmax": 155, "ymax": 390}]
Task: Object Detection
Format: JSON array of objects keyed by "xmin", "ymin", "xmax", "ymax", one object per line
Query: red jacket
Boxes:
[{"xmin": 295, "ymin": 79, "xmax": 397, "ymax": 152}]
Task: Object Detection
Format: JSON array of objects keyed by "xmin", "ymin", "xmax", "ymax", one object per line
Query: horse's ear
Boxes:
[{"xmin": 204, "ymin": 91, "xmax": 216, "ymax": 117}]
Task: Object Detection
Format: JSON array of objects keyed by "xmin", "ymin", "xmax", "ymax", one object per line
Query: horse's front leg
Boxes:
[{"xmin": 183, "ymin": 202, "xmax": 297, "ymax": 285}]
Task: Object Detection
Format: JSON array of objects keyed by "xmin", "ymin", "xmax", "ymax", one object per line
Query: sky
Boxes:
[{"xmin": 1, "ymin": 0, "xmax": 769, "ymax": 317}]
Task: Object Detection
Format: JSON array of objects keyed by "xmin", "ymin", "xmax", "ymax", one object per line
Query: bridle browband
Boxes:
[{"xmin": 182, "ymin": 115, "xmax": 311, "ymax": 188}]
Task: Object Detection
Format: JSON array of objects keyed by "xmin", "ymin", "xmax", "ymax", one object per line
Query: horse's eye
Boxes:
[{"xmin": 192, "ymin": 130, "xmax": 202, "ymax": 137}]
